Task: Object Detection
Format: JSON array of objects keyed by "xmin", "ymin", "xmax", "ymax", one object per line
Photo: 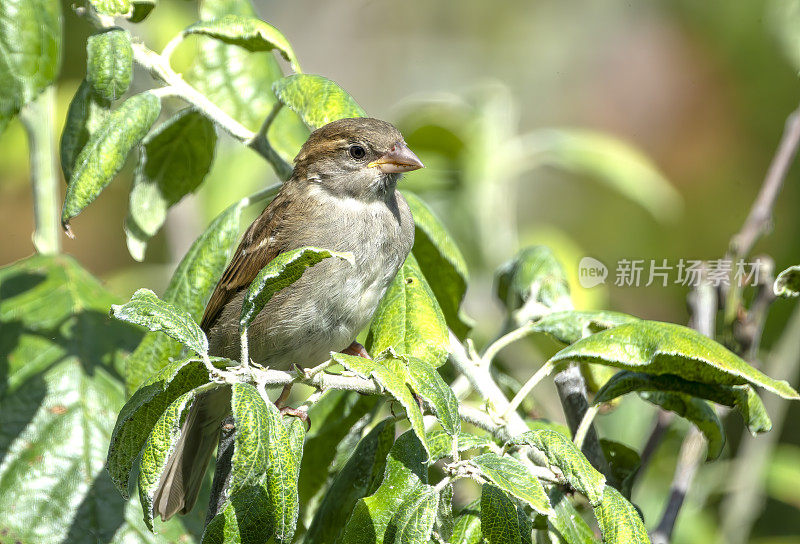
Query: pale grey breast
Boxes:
[{"xmin": 208, "ymin": 188, "xmax": 414, "ymax": 369}]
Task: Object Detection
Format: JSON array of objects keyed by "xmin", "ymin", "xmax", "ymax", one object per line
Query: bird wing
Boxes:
[{"xmin": 200, "ymin": 189, "xmax": 294, "ymax": 332}]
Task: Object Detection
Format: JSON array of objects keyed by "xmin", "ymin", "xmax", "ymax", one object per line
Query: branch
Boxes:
[
  {"xmin": 76, "ymin": 6, "xmax": 293, "ymax": 181},
  {"xmin": 650, "ymin": 269, "xmax": 716, "ymax": 542},
  {"xmin": 729, "ymin": 104, "xmax": 800, "ymax": 258},
  {"xmin": 553, "ymin": 364, "xmax": 610, "ymax": 476},
  {"xmin": 650, "ymin": 427, "xmax": 705, "ymax": 544},
  {"xmin": 19, "ymin": 86, "xmax": 60, "ymax": 254}
]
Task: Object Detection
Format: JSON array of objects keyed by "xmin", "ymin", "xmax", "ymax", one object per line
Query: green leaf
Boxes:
[
  {"xmin": 435, "ymin": 482, "xmax": 455, "ymax": 542},
  {"xmin": 128, "ymin": 0, "xmax": 155, "ymax": 22},
  {"xmin": 599, "ymin": 440, "xmax": 640, "ymax": 500},
  {"xmin": 402, "ymin": 191, "xmax": 472, "ymax": 338},
  {"xmin": 470, "ymin": 453, "xmax": 553, "ymax": 516},
  {"xmin": 202, "ymin": 485, "xmax": 272, "ymax": 544},
  {"xmin": 548, "ymin": 320, "xmax": 800, "ymax": 399},
  {"xmin": 125, "ymin": 201, "xmax": 243, "ymax": 390},
  {"xmin": 334, "ymin": 352, "xmax": 430, "ymax": 458},
  {"xmin": 61, "ymin": 91, "xmax": 161, "ymax": 231},
  {"xmin": 0, "ymin": 255, "xmax": 178, "ymax": 542},
  {"xmin": 506, "ymin": 429, "xmax": 605, "ymax": 506},
  {"xmin": 60, "ymin": 80, "xmax": 109, "ymax": 182},
  {"xmin": 426, "ymin": 430, "xmax": 492, "ymax": 462},
  {"xmin": 639, "ymin": 391, "xmax": 725, "ymax": 460},
  {"xmin": 273, "ymin": 74, "xmax": 366, "ymax": 130},
  {"xmin": 231, "ymin": 383, "xmax": 304, "ymax": 543},
  {"xmin": 592, "ymin": 486, "xmax": 649, "ymax": 544},
  {"xmin": 522, "ymin": 129, "xmax": 681, "ymax": 222},
  {"xmin": 546, "ymin": 488, "xmax": 600, "ymax": 544},
  {"xmin": 404, "ymin": 356, "xmax": 460, "ymax": 436},
  {"xmin": 298, "ymin": 392, "xmax": 379, "ymax": 512},
  {"xmin": 240, "ymin": 246, "xmax": 354, "ymax": 329},
  {"xmin": 89, "ymin": 0, "xmax": 132, "ymax": 17},
  {"xmin": 111, "ymin": 288, "xmax": 208, "ymax": 356},
  {"xmin": 106, "ymin": 357, "xmax": 215, "ymax": 496},
  {"xmin": 125, "ymin": 108, "xmax": 217, "ymax": 260},
  {"xmin": 138, "ymin": 383, "xmax": 216, "ymax": 530},
  {"xmin": 184, "ymin": 14, "xmax": 300, "ymax": 72},
  {"xmin": 480, "ymin": 484, "xmax": 532, "ymax": 544},
  {"xmin": 775, "ymin": 265, "xmax": 800, "ymax": 298},
  {"xmin": 768, "ymin": 0, "xmax": 800, "ymax": 75},
  {"xmin": 366, "ymin": 253, "xmax": 449, "ymax": 368},
  {"xmin": 86, "ymin": 28, "xmax": 133, "ymax": 102},
  {"xmin": 495, "ymin": 246, "xmax": 572, "ymax": 324},
  {"xmin": 531, "ymin": 310, "xmax": 640, "ymax": 346},
  {"xmin": 304, "ymin": 419, "xmax": 395, "ymax": 544},
  {"xmin": 340, "ymin": 431, "xmax": 437, "ymax": 544},
  {"xmin": 0, "ymin": 0, "xmax": 61, "ymax": 131},
  {"xmin": 593, "ymin": 371, "xmax": 771, "ymax": 435},
  {"xmin": 451, "ymin": 500, "xmax": 483, "ymax": 544}
]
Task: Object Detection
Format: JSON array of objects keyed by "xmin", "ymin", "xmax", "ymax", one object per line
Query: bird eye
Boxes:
[{"xmin": 349, "ymin": 145, "xmax": 366, "ymax": 160}]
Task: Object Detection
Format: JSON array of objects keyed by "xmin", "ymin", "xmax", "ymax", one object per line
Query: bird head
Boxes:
[{"xmin": 293, "ymin": 117, "xmax": 424, "ymax": 200}]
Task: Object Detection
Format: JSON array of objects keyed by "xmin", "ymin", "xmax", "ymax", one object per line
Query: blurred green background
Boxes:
[{"xmin": 1, "ymin": 0, "xmax": 799, "ymax": 542}]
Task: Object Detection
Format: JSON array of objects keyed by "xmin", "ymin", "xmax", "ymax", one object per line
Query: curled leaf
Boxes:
[
  {"xmin": 86, "ymin": 28, "xmax": 133, "ymax": 102},
  {"xmin": 774, "ymin": 265, "xmax": 800, "ymax": 298},
  {"xmin": 273, "ymin": 74, "xmax": 366, "ymax": 130}
]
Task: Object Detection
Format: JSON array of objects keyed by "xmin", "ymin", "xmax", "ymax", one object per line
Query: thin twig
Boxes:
[
  {"xmin": 650, "ymin": 269, "xmax": 716, "ymax": 542},
  {"xmin": 573, "ymin": 403, "xmax": 601, "ymax": 450},
  {"xmin": 650, "ymin": 428, "xmax": 706, "ymax": 544},
  {"xmin": 720, "ymin": 304, "xmax": 800, "ymax": 544},
  {"xmin": 480, "ymin": 322, "xmax": 536, "ymax": 366},
  {"xmin": 729, "ymin": 104, "xmax": 800, "ymax": 258},
  {"xmin": 502, "ymin": 361, "xmax": 553, "ymax": 419}
]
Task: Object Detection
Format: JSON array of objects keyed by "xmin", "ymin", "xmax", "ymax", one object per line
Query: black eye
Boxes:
[{"xmin": 349, "ymin": 145, "xmax": 366, "ymax": 160}]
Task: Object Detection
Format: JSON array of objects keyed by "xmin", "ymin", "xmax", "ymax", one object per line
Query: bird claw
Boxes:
[{"xmin": 280, "ymin": 406, "xmax": 311, "ymax": 430}]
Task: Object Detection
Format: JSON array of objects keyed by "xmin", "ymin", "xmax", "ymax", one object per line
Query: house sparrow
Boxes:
[{"xmin": 153, "ymin": 117, "xmax": 423, "ymax": 520}]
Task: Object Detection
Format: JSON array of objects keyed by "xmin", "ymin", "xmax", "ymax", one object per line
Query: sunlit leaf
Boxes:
[
  {"xmin": 774, "ymin": 265, "xmax": 800, "ymax": 298},
  {"xmin": 0, "ymin": 255, "xmax": 175, "ymax": 543},
  {"xmin": 184, "ymin": 14, "xmax": 300, "ymax": 72},
  {"xmin": 426, "ymin": 430, "xmax": 492, "ymax": 462},
  {"xmin": 592, "ymin": 486, "xmax": 649, "ymax": 543},
  {"xmin": 546, "ymin": 488, "xmax": 600, "ymax": 544},
  {"xmin": 0, "ymin": 0, "xmax": 61, "ymax": 131},
  {"xmin": 333, "ymin": 352, "xmax": 430, "ymax": 457},
  {"xmin": 61, "ymin": 91, "xmax": 161, "ymax": 231},
  {"xmin": 495, "ymin": 246, "xmax": 572, "ymax": 324},
  {"xmin": 594, "ymin": 371, "xmax": 771, "ymax": 435},
  {"xmin": 506, "ymin": 429, "xmax": 605, "ymax": 506},
  {"xmin": 366, "ymin": 253, "xmax": 449, "ymax": 368},
  {"xmin": 480, "ymin": 484, "xmax": 532, "ymax": 544},
  {"xmin": 273, "ymin": 74, "xmax": 366, "ymax": 130},
  {"xmin": 531, "ymin": 310, "xmax": 640, "ymax": 346},
  {"xmin": 89, "ymin": 0, "xmax": 131, "ymax": 17},
  {"xmin": 470, "ymin": 453, "xmax": 553, "ymax": 516},
  {"xmin": 106, "ymin": 357, "xmax": 217, "ymax": 496},
  {"xmin": 124, "ymin": 201, "xmax": 242, "ymax": 390},
  {"xmin": 240, "ymin": 247, "xmax": 353, "ymax": 329},
  {"xmin": 60, "ymin": 80, "xmax": 109, "ymax": 182},
  {"xmin": 340, "ymin": 431, "xmax": 438, "ymax": 544},
  {"xmin": 402, "ymin": 191, "xmax": 472, "ymax": 338},
  {"xmin": 125, "ymin": 108, "xmax": 217, "ymax": 260},
  {"xmin": 111, "ymin": 288, "xmax": 208, "ymax": 356},
  {"xmin": 86, "ymin": 28, "xmax": 133, "ymax": 102},
  {"xmin": 549, "ymin": 320, "xmax": 800, "ymax": 399},
  {"xmin": 451, "ymin": 500, "xmax": 483, "ymax": 544},
  {"xmin": 138, "ymin": 384, "xmax": 215, "ymax": 530}
]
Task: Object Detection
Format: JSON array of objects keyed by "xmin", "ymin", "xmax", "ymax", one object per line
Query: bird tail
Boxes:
[{"xmin": 152, "ymin": 386, "xmax": 232, "ymax": 521}]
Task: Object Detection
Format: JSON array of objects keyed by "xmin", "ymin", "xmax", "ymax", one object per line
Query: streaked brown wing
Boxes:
[{"xmin": 200, "ymin": 191, "xmax": 293, "ymax": 332}]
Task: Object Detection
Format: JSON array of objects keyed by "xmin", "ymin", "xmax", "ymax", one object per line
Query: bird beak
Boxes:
[{"xmin": 368, "ymin": 142, "xmax": 425, "ymax": 174}]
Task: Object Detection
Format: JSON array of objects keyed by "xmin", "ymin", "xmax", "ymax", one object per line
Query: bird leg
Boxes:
[{"xmin": 341, "ymin": 341, "xmax": 371, "ymax": 359}]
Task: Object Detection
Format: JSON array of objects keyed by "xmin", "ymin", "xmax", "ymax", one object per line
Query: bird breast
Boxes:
[{"xmin": 209, "ymin": 189, "xmax": 414, "ymax": 370}]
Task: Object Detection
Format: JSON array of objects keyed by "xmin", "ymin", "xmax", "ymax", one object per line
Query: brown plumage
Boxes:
[{"xmin": 153, "ymin": 117, "xmax": 423, "ymax": 521}]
